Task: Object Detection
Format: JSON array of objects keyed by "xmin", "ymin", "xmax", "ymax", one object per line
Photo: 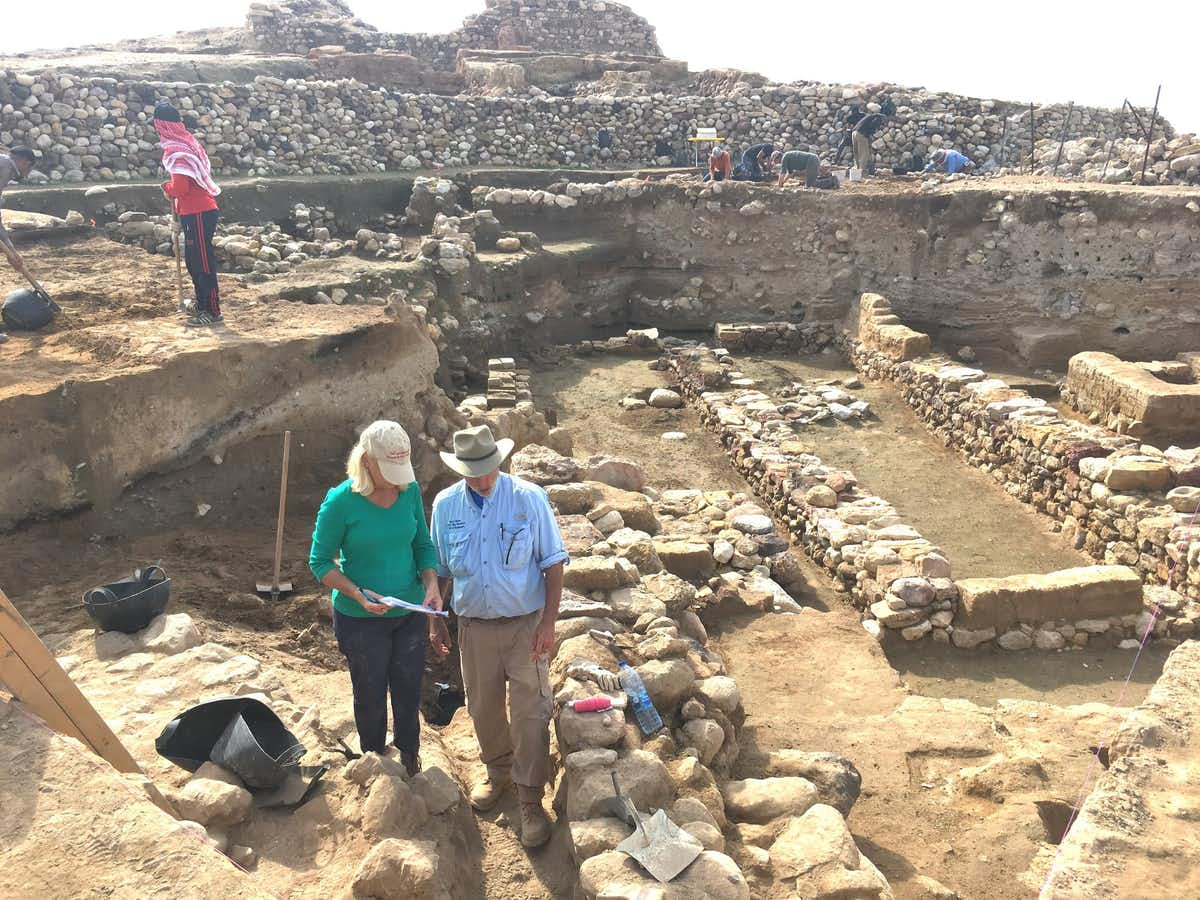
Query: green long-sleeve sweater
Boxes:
[{"xmin": 308, "ymin": 479, "xmax": 438, "ymax": 618}]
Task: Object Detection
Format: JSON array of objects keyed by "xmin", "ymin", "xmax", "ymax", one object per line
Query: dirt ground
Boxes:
[{"xmin": 734, "ymin": 352, "xmax": 1094, "ymax": 578}]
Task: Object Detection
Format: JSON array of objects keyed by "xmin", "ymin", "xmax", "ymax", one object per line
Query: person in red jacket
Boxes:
[
  {"xmin": 153, "ymin": 102, "xmax": 223, "ymax": 328},
  {"xmin": 706, "ymin": 145, "xmax": 732, "ymax": 182}
]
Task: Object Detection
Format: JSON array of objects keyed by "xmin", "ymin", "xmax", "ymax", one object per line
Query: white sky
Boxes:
[{"xmin": 5, "ymin": 0, "xmax": 1198, "ymax": 133}]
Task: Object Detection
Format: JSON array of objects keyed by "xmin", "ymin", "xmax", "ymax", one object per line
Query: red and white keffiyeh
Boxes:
[{"xmin": 154, "ymin": 118, "xmax": 221, "ymax": 197}]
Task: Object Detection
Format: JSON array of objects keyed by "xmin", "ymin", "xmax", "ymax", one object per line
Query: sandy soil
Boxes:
[{"xmin": 734, "ymin": 352, "xmax": 1094, "ymax": 578}]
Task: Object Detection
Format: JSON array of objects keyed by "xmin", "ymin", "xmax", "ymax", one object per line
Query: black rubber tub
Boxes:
[{"xmin": 83, "ymin": 565, "xmax": 170, "ymax": 633}]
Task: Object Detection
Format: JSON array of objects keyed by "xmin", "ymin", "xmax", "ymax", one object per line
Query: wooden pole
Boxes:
[
  {"xmin": 0, "ymin": 587, "xmax": 141, "ymax": 775},
  {"xmin": 271, "ymin": 430, "xmax": 292, "ymax": 598},
  {"xmin": 1139, "ymin": 85, "xmax": 1162, "ymax": 184}
]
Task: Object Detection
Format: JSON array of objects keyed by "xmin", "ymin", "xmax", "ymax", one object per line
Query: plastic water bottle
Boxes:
[{"xmin": 618, "ymin": 662, "xmax": 663, "ymax": 735}]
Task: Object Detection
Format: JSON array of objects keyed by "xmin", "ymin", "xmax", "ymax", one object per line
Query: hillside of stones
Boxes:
[{"xmin": 3, "ymin": 0, "xmax": 1197, "ymax": 184}]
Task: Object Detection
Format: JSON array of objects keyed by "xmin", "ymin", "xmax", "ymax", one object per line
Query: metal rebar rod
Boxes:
[
  {"xmin": 1100, "ymin": 106, "xmax": 1126, "ymax": 183},
  {"xmin": 1053, "ymin": 102, "xmax": 1075, "ymax": 175},
  {"xmin": 1029, "ymin": 103, "xmax": 1036, "ymax": 173},
  {"xmin": 1139, "ymin": 85, "xmax": 1162, "ymax": 184}
]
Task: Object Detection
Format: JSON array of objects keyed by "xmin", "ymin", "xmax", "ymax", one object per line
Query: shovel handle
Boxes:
[{"xmin": 271, "ymin": 431, "xmax": 292, "ymax": 592}]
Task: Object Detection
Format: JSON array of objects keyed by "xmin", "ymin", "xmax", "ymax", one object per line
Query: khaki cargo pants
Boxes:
[
  {"xmin": 458, "ymin": 611, "xmax": 552, "ymax": 802},
  {"xmin": 852, "ymin": 131, "xmax": 874, "ymax": 175}
]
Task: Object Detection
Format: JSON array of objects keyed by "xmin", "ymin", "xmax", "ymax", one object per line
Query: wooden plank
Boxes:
[{"xmin": 0, "ymin": 587, "xmax": 142, "ymax": 775}]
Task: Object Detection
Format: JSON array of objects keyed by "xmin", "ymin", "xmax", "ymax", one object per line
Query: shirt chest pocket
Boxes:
[
  {"xmin": 446, "ymin": 530, "xmax": 475, "ymax": 577},
  {"xmin": 500, "ymin": 522, "xmax": 533, "ymax": 570}
]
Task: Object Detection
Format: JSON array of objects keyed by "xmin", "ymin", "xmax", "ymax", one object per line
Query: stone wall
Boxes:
[
  {"xmin": 669, "ymin": 345, "xmax": 962, "ymax": 646},
  {"xmin": 847, "ymin": 328, "xmax": 1200, "ymax": 642},
  {"xmin": 245, "ymin": 0, "xmax": 662, "ymax": 63},
  {"xmin": 0, "ymin": 69, "xmax": 1180, "ymax": 186},
  {"xmin": 1064, "ymin": 351, "xmax": 1200, "ymax": 446}
]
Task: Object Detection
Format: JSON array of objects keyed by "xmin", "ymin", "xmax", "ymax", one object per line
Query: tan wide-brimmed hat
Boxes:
[{"xmin": 440, "ymin": 425, "xmax": 514, "ymax": 478}]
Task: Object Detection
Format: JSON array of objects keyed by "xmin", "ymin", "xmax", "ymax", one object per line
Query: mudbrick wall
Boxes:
[{"xmin": 0, "ymin": 73, "xmax": 1171, "ymax": 184}]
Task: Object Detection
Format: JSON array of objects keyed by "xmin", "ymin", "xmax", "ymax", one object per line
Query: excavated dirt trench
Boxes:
[{"xmin": 532, "ymin": 351, "xmax": 1167, "ymax": 900}]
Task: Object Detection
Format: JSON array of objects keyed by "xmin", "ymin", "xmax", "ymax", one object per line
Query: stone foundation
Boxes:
[
  {"xmin": 1064, "ymin": 351, "xmax": 1200, "ymax": 444},
  {"xmin": 670, "ymin": 345, "xmax": 959, "ymax": 645},
  {"xmin": 845, "ymin": 296, "xmax": 1200, "ymax": 641}
]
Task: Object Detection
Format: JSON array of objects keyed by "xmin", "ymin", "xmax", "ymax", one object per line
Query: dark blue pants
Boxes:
[
  {"xmin": 332, "ymin": 609, "xmax": 426, "ymax": 755},
  {"xmin": 181, "ymin": 208, "xmax": 220, "ymax": 316}
]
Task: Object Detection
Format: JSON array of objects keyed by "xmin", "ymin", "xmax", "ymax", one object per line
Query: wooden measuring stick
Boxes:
[{"xmin": 0, "ymin": 587, "xmax": 141, "ymax": 775}]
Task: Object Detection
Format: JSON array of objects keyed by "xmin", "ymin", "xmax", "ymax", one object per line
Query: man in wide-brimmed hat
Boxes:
[{"xmin": 428, "ymin": 425, "xmax": 567, "ymax": 849}]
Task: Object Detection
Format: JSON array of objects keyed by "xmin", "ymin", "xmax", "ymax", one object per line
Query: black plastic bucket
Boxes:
[
  {"xmin": 211, "ymin": 705, "xmax": 306, "ymax": 789},
  {"xmin": 83, "ymin": 566, "xmax": 170, "ymax": 633},
  {"xmin": 2, "ymin": 288, "xmax": 56, "ymax": 331},
  {"xmin": 156, "ymin": 696, "xmax": 306, "ymax": 789}
]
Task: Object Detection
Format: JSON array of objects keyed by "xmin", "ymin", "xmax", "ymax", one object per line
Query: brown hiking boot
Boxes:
[
  {"xmin": 469, "ymin": 775, "xmax": 511, "ymax": 812},
  {"xmin": 519, "ymin": 801, "xmax": 552, "ymax": 849}
]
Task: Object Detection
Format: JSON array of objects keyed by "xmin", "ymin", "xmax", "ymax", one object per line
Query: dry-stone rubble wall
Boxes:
[
  {"xmin": 245, "ymin": 0, "xmax": 662, "ymax": 64},
  {"xmin": 0, "ymin": 74, "xmax": 1172, "ymax": 183},
  {"xmin": 847, "ymin": 302, "xmax": 1200, "ymax": 644}
]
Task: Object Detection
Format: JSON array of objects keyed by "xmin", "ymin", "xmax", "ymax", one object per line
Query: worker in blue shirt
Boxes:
[
  {"xmin": 428, "ymin": 425, "xmax": 568, "ymax": 850},
  {"xmin": 925, "ymin": 148, "xmax": 976, "ymax": 175}
]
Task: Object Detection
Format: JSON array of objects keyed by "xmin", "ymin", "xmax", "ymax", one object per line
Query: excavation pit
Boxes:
[{"xmin": 3, "ymin": 1, "xmax": 1200, "ymax": 895}]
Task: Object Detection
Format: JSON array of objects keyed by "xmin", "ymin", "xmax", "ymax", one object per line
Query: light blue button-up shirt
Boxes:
[{"xmin": 430, "ymin": 473, "xmax": 569, "ymax": 619}]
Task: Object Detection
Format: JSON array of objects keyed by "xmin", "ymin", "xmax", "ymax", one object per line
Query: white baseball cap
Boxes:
[{"xmin": 359, "ymin": 420, "xmax": 415, "ymax": 486}]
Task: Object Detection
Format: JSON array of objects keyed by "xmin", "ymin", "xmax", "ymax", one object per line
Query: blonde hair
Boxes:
[{"xmin": 347, "ymin": 443, "xmax": 411, "ymax": 495}]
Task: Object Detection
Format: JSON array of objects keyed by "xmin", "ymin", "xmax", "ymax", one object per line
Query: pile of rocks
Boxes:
[
  {"xmin": 713, "ymin": 322, "xmax": 833, "ymax": 354},
  {"xmin": 501, "ymin": 443, "xmax": 886, "ymax": 897},
  {"xmin": 848, "ymin": 336, "xmax": 1200, "ymax": 638},
  {"xmin": 246, "ymin": 0, "xmax": 663, "ymax": 63},
  {"xmin": 1030, "ymin": 134, "xmax": 1200, "ymax": 186},
  {"xmin": 404, "ymin": 176, "xmax": 463, "ymax": 229},
  {"xmin": 668, "ymin": 347, "xmax": 958, "ymax": 644},
  {"xmin": 474, "ymin": 178, "xmax": 652, "ymax": 210},
  {"xmin": 483, "ymin": 356, "xmax": 531, "ymax": 409},
  {"xmin": 775, "ymin": 379, "xmax": 870, "ymax": 424},
  {"xmin": 105, "ymin": 209, "xmax": 374, "ymax": 279},
  {"xmin": 288, "ymin": 202, "xmax": 339, "ymax": 240}
]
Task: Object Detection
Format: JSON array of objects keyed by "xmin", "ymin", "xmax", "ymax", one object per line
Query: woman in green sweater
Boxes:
[{"xmin": 309, "ymin": 420, "xmax": 442, "ymax": 775}]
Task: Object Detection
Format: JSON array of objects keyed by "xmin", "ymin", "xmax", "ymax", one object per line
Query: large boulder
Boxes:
[
  {"xmin": 770, "ymin": 804, "xmax": 893, "ymax": 899},
  {"xmin": 557, "ymin": 704, "xmax": 627, "ymax": 752},
  {"xmin": 637, "ymin": 659, "xmax": 696, "ymax": 710},
  {"xmin": 566, "ymin": 750, "xmax": 673, "ymax": 821},
  {"xmin": 569, "ymin": 817, "xmax": 633, "ymax": 863},
  {"xmin": 362, "ymin": 776, "xmax": 429, "ymax": 839},
  {"xmin": 171, "ymin": 763, "xmax": 252, "ymax": 827},
  {"xmin": 584, "ymin": 456, "xmax": 647, "ymax": 493},
  {"xmin": 597, "ymin": 484, "xmax": 660, "ymax": 533},
  {"xmin": 547, "ymin": 482, "xmax": 601, "ymax": 515},
  {"xmin": 692, "ymin": 677, "xmax": 743, "ymax": 720},
  {"xmin": 351, "ymin": 839, "xmax": 444, "ymax": 900},
  {"xmin": 760, "ymin": 751, "xmax": 861, "ymax": 816},
  {"xmin": 640, "ymin": 572, "xmax": 698, "ymax": 615},
  {"xmin": 721, "ymin": 777, "xmax": 819, "ymax": 825},
  {"xmin": 563, "ymin": 556, "xmax": 640, "ymax": 592},
  {"xmin": 511, "ymin": 444, "xmax": 580, "ymax": 486},
  {"xmin": 653, "ymin": 540, "xmax": 717, "ymax": 580},
  {"xmin": 579, "ymin": 850, "xmax": 750, "ymax": 900}
]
